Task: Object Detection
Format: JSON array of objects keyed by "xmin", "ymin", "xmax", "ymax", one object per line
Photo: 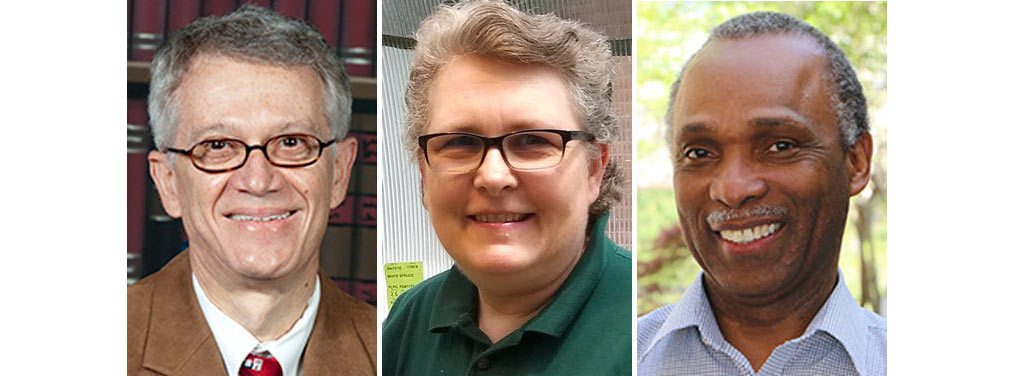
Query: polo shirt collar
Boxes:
[{"xmin": 427, "ymin": 214, "xmax": 612, "ymax": 340}]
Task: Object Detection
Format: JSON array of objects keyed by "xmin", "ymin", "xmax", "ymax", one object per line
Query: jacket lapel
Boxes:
[
  {"xmin": 301, "ymin": 272, "xmax": 376, "ymax": 375},
  {"xmin": 141, "ymin": 250, "xmax": 227, "ymax": 375}
]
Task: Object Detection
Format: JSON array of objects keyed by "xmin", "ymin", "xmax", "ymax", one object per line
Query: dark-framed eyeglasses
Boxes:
[
  {"xmin": 166, "ymin": 133, "xmax": 336, "ymax": 173},
  {"xmin": 417, "ymin": 128, "xmax": 595, "ymax": 174}
]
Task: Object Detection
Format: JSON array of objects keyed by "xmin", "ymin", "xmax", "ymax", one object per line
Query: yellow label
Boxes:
[{"xmin": 384, "ymin": 262, "xmax": 424, "ymax": 310}]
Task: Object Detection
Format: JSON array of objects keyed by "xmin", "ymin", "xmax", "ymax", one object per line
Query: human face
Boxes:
[
  {"xmin": 420, "ymin": 55, "xmax": 607, "ymax": 292},
  {"xmin": 148, "ymin": 55, "xmax": 357, "ymax": 282},
  {"xmin": 670, "ymin": 35, "xmax": 871, "ymax": 301}
]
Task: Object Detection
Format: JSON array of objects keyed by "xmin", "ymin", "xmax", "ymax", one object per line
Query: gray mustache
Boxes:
[{"xmin": 706, "ymin": 206, "xmax": 788, "ymax": 225}]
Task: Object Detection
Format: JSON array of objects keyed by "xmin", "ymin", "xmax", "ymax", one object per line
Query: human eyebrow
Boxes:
[
  {"xmin": 187, "ymin": 124, "xmax": 233, "ymax": 143},
  {"xmin": 749, "ymin": 115, "xmax": 812, "ymax": 132},
  {"xmin": 427, "ymin": 120, "xmax": 482, "ymax": 135},
  {"xmin": 277, "ymin": 121, "xmax": 319, "ymax": 134},
  {"xmin": 678, "ymin": 121, "xmax": 714, "ymax": 135}
]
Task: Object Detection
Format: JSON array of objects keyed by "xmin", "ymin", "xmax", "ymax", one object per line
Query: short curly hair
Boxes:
[{"xmin": 405, "ymin": 0, "xmax": 621, "ymax": 223}]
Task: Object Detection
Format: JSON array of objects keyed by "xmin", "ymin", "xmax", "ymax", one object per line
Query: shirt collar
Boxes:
[
  {"xmin": 427, "ymin": 213, "xmax": 613, "ymax": 339},
  {"xmin": 644, "ymin": 270, "xmax": 881, "ymax": 376},
  {"xmin": 193, "ymin": 273, "xmax": 321, "ymax": 376},
  {"xmin": 646, "ymin": 273, "xmax": 728, "ymax": 355},
  {"xmin": 801, "ymin": 271, "xmax": 881, "ymax": 376}
]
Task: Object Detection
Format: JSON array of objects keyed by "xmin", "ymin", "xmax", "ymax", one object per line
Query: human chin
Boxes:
[
  {"xmin": 451, "ymin": 213, "xmax": 541, "ymax": 275},
  {"xmin": 447, "ymin": 243, "xmax": 542, "ymax": 279},
  {"xmin": 215, "ymin": 208, "xmax": 309, "ymax": 278}
]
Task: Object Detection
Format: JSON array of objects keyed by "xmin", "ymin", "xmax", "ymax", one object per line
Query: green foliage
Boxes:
[
  {"xmin": 636, "ymin": 2, "xmax": 888, "ymax": 316},
  {"xmin": 637, "ymin": 187, "xmax": 700, "ymax": 315}
]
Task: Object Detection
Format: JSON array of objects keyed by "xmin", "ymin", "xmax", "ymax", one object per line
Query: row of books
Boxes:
[{"xmin": 128, "ymin": 0, "xmax": 377, "ymax": 77}]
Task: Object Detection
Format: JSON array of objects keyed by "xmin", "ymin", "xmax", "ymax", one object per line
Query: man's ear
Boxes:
[
  {"xmin": 329, "ymin": 137, "xmax": 358, "ymax": 209},
  {"xmin": 847, "ymin": 132, "xmax": 873, "ymax": 196},
  {"xmin": 148, "ymin": 151, "xmax": 183, "ymax": 218},
  {"xmin": 586, "ymin": 144, "xmax": 610, "ymax": 202}
]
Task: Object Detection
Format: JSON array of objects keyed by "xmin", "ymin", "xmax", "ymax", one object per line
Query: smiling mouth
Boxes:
[
  {"xmin": 471, "ymin": 213, "xmax": 532, "ymax": 223},
  {"xmin": 718, "ymin": 223, "xmax": 782, "ymax": 244},
  {"xmin": 227, "ymin": 210, "xmax": 297, "ymax": 222}
]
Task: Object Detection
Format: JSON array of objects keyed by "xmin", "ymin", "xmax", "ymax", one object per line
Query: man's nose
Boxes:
[
  {"xmin": 473, "ymin": 148, "xmax": 518, "ymax": 196},
  {"xmin": 231, "ymin": 148, "xmax": 283, "ymax": 196},
  {"xmin": 708, "ymin": 154, "xmax": 767, "ymax": 208}
]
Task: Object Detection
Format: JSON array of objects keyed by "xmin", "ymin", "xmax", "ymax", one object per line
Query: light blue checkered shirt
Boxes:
[{"xmin": 638, "ymin": 271, "xmax": 886, "ymax": 376}]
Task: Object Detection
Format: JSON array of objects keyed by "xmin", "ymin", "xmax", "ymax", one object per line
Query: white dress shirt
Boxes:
[{"xmin": 193, "ymin": 273, "xmax": 321, "ymax": 376}]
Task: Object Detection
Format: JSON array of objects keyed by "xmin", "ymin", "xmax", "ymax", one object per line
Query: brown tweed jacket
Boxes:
[{"xmin": 127, "ymin": 250, "xmax": 376, "ymax": 375}]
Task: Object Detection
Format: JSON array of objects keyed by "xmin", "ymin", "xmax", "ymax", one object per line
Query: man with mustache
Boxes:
[{"xmin": 637, "ymin": 12, "xmax": 886, "ymax": 376}]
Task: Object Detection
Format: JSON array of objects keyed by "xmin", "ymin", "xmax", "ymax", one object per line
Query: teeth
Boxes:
[
  {"xmin": 229, "ymin": 211, "xmax": 293, "ymax": 222},
  {"xmin": 474, "ymin": 214, "xmax": 527, "ymax": 223},
  {"xmin": 719, "ymin": 223, "xmax": 781, "ymax": 244}
]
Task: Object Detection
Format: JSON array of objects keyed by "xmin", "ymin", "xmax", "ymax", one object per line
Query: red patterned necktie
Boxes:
[{"xmin": 239, "ymin": 351, "xmax": 282, "ymax": 376}]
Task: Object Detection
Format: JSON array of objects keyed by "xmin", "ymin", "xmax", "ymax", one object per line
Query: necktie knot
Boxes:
[{"xmin": 240, "ymin": 350, "xmax": 282, "ymax": 376}]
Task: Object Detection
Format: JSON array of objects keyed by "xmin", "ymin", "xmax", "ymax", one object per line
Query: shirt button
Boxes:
[{"xmin": 476, "ymin": 358, "xmax": 490, "ymax": 369}]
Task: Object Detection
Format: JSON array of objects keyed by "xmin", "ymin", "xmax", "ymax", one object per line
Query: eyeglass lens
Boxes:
[
  {"xmin": 191, "ymin": 134, "xmax": 322, "ymax": 171},
  {"xmin": 424, "ymin": 131, "xmax": 567, "ymax": 173}
]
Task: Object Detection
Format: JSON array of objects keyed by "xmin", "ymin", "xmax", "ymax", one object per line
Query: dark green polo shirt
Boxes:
[{"xmin": 382, "ymin": 214, "xmax": 632, "ymax": 375}]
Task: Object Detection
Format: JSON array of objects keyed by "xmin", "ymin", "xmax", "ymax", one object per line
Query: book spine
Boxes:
[
  {"xmin": 167, "ymin": 0, "xmax": 201, "ymax": 33},
  {"xmin": 127, "ymin": 99, "xmax": 150, "ymax": 284},
  {"xmin": 142, "ymin": 182, "xmax": 186, "ymax": 278},
  {"xmin": 307, "ymin": 0, "xmax": 341, "ymax": 48},
  {"xmin": 127, "ymin": 0, "xmax": 133, "ymax": 59},
  {"xmin": 202, "ymin": 0, "xmax": 234, "ymax": 16},
  {"xmin": 130, "ymin": 0, "xmax": 168, "ymax": 61},
  {"xmin": 272, "ymin": 0, "xmax": 307, "ymax": 20},
  {"xmin": 339, "ymin": 0, "xmax": 375, "ymax": 77}
]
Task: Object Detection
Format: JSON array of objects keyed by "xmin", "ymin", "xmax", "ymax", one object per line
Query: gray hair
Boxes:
[
  {"xmin": 148, "ymin": 4, "xmax": 352, "ymax": 151},
  {"xmin": 706, "ymin": 205, "xmax": 789, "ymax": 226},
  {"xmin": 666, "ymin": 11, "xmax": 868, "ymax": 153},
  {"xmin": 406, "ymin": 0, "xmax": 621, "ymax": 221}
]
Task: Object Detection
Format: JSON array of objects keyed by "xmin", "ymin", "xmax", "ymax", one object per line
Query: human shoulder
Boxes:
[
  {"xmin": 636, "ymin": 303, "xmax": 679, "ymax": 357},
  {"xmin": 323, "ymin": 277, "xmax": 377, "ymax": 322},
  {"xmin": 127, "ymin": 262, "xmax": 179, "ymax": 373},
  {"xmin": 609, "ymin": 240, "xmax": 633, "ymax": 260},
  {"xmin": 595, "ymin": 241, "xmax": 632, "ymax": 300},
  {"xmin": 384, "ymin": 269, "xmax": 451, "ymax": 325},
  {"xmin": 860, "ymin": 307, "xmax": 888, "ymax": 361},
  {"xmin": 862, "ymin": 307, "xmax": 887, "ymax": 332},
  {"xmin": 602, "ymin": 237, "xmax": 632, "ymax": 278}
]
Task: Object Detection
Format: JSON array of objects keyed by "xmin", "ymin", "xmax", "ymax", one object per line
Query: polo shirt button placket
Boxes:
[{"xmin": 476, "ymin": 357, "xmax": 490, "ymax": 370}]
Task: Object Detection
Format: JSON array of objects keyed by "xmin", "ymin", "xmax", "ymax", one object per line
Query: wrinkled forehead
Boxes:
[
  {"xmin": 173, "ymin": 54, "xmax": 329, "ymax": 139},
  {"xmin": 673, "ymin": 34, "xmax": 836, "ymax": 134}
]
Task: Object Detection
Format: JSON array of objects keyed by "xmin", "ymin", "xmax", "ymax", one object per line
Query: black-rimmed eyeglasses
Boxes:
[
  {"xmin": 166, "ymin": 133, "xmax": 336, "ymax": 173},
  {"xmin": 417, "ymin": 129, "xmax": 595, "ymax": 174}
]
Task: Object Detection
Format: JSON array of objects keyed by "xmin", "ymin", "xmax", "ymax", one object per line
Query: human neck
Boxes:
[
  {"xmin": 705, "ymin": 271, "xmax": 838, "ymax": 372},
  {"xmin": 192, "ymin": 256, "xmax": 317, "ymax": 342},
  {"xmin": 473, "ymin": 252, "xmax": 583, "ymax": 344}
]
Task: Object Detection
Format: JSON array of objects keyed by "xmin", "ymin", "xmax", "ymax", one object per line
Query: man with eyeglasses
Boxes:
[
  {"xmin": 127, "ymin": 6, "xmax": 375, "ymax": 375},
  {"xmin": 382, "ymin": 1, "xmax": 632, "ymax": 375}
]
